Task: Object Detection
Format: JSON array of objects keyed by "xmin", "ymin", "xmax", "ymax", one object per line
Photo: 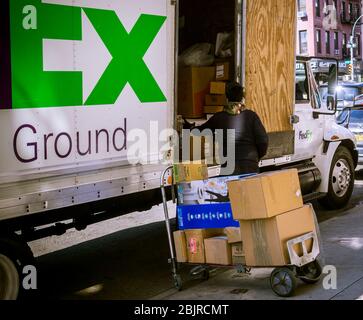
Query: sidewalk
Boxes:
[{"xmin": 156, "ymin": 205, "xmax": 363, "ymax": 300}]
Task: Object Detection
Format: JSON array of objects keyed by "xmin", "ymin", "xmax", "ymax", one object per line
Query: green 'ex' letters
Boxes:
[{"xmin": 10, "ymin": 0, "xmax": 167, "ymax": 109}]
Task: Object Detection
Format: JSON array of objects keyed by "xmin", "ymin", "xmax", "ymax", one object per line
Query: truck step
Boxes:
[{"xmin": 303, "ymin": 192, "xmax": 326, "ymax": 203}]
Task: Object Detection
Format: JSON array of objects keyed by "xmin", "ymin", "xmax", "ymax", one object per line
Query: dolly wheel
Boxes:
[
  {"xmin": 270, "ymin": 267, "xmax": 297, "ymax": 297},
  {"xmin": 173, "ymin": 274, "xmax": 183, "ymax": 291},
  {"xmin": 299, "ymin": 260, "xmax": 323, "ymax": 284},
  {"xmin": 202, "ymin": 269, "xmax": 210, "ymax": 281}
]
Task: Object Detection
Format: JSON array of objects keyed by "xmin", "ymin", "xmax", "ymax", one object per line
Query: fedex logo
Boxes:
[{"xmin": 0, "ymin": 0, "xmax": 167, "ymax": 109}]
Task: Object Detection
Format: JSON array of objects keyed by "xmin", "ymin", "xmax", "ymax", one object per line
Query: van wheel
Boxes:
[
  {"xmin": 319, "ymin": 146, "xmax": 355, "ymax": 209},
  {"xmin": 0, "ymin": 234, "xmax": 35, "ymax": 300}
]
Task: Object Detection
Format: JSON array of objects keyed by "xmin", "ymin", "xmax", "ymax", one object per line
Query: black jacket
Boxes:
[{"xmin": 195, "ymin": 110, "xmax": 269, "ymax": 164}]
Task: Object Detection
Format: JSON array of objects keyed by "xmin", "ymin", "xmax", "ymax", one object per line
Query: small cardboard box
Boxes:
[
  {"xmin": 231, "ymin": 243, "xmax": 245, "ymax": 265},
  {"xmin": 173, "ymin": 163, "xmax": 208, "ymax": 183},
  {"xmin": 205, "ymin": 94, "xmax": 227, "ymax": 106},
  {"xmin": 185, "ymin": 229, "xmax": 224, "ymax": 264},
  {"xmin": 210, "ymin": 81, "xmax": 226, "ymax": 95},
  {"xmin": 241, "ymin": 205, "xmax": 317, "ymax": 267},
  {"xmin": 204, "ymin": 105, "xmax": 224, "ymax": 114},
  {"xmin": 225, "ymin": 227, "xmax": 242, "ymax": 244},
  {"xmin": 178, "ymin": 66, "xmax": 216, "ymax": 118},
  {"xmin": 204, "ymin": 236, "xmax": 232, "ymax": 265},
  {"xmin": 228, "ymin": 169, "xmax": 303, "ymax": 220},
  {"xmin": 173, "ymin": 231, "xmax": 188, "ymax": 263},
  {"xmin": 216, "ymin": 62, "xmax": 230, "ymax": 81}
]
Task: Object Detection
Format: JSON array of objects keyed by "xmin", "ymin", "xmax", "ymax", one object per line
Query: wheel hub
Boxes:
[{"xmin": 332, "ymin": 159, "xmax": 351, "ymax": 198}]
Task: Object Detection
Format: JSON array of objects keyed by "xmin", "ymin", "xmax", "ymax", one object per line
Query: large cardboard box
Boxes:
[
  {"xmin": 205, "ymin": 94, "xmax": 227, "ymax": 106},
  {"xmin": 173, "ymin": 231, "xmax": 188, "ymax": 263},
  {"xmin": 228, "ymin": 169, "xmax": 303, "ymax": 220},
  {"xmin": 178, "ymin": 66, "xmax": 216, "ymax": 118},
  {"xmin": 210, "ymin": 81, "xmax": 226, "ymax": 95},
  {"xmin": 225, "ymin": 227, "xmax": 242, "ymax": 244},
  {"xmin": 241, "ymin": 205, "xmax": 316, "ymax": 267},
  {"xmin": 204, "ymin": 236, "xmax": 232, "ymax": 265},
  {"xmin": 231, "ymin": 243, "xmax": 246, "ymax": 265},
  {"xmin": 185, "ymin": 229, "xmax": 224, "ymax": 264},
  {"xmin": 173, "ymin": 163, "xmax": 208, "ymax": 183}
]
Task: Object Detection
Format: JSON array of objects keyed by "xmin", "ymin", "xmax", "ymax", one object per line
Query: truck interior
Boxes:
[{"xmin": 178, "ymin": 0, "xmax": 238, "ymax": 78}]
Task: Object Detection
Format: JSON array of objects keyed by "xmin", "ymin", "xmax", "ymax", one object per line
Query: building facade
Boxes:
[{"xmin": 297, "ymin": 0, "xmax": 363, "ymax": 78}]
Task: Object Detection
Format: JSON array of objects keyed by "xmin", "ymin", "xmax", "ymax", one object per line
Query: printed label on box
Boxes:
[{"xmin": 177, "ymin": 203, "xmax": 240, "ymax": 230}]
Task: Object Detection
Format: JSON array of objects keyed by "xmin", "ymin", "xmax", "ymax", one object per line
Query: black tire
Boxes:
[
  {"xmin": 202, "ymin": 269, "xmax": 210, "ymax": 281},
  {"xmin": 298, "ymin": 260, "xmax": 323, "ymax": 284},
  {"xmin": 319, "ymin": 146, "xmax": 355, "ymax": 209},
  {"xmin": 270, "ymin": 267, "xmax": 297, "ymax": 298},
  {"xmin": 0, "ymin": 234, "xmax": 35, "ymax": 300}
]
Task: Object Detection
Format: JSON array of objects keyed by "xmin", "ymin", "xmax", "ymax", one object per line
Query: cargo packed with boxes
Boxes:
[
  {"xmin": 177, "ymin": 0, "xmax": 235, "ymax": 120},
  {"xmin": 166, "ymin": 163, "xmax": 323, "ymax": 297}
]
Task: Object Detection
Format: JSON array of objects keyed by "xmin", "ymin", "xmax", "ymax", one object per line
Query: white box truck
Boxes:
[{"xmin": 0, "ymin": 0, "xmax": 357, "ymax": 299}]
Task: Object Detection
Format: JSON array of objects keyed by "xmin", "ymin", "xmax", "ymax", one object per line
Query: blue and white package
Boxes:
[
  {"xmin": 177, "ymin": 203, "xmax": 240, "ymax": 230},
  {"xmin": 177, "ymin": 174, "xmax": 254, "ymax": 205}
]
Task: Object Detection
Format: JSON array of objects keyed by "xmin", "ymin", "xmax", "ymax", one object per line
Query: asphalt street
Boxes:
[{"xmin": 30, "ymin": 171, "xmax": 363, "ymax": 300}]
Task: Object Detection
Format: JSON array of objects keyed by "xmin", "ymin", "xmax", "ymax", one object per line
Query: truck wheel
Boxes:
[
  {"xmin": 0, "ymin": 254, "xmax": 19, "ymax": 300},
  {"xmin": 319, "ymin": 146, "xmax": 355, "ymax": 209},
  {"xmin": 0, "ymin": 234, "xmax": 35, "ymax": 300}
]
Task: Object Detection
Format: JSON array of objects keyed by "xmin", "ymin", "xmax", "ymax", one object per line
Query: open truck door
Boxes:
[{"xmin": 243, "ymin": 0, "xmax": 296, "ymax": 160}]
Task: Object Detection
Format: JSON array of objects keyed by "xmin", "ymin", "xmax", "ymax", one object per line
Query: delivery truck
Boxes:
[{"xmin": 0, "ymin": 0, "xmax": 358, "ymax": 299}]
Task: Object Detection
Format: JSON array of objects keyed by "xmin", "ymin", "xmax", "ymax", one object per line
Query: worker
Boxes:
[{"xmin": 187, "ymin": 82, "xmax": 269, "ymax": 175}]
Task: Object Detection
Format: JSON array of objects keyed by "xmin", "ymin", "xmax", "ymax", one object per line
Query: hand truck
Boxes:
[{"xmin": 160, "ymin": 166, "xmax": 324, "ymax": 297}]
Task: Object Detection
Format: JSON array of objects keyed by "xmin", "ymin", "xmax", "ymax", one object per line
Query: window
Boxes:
[
  {"xmin": 334, "ymin": 32, "xmax": 339, "ymax": 50},
  {"xmin": 315, "ymin": 0, "xmax": 321, "ymax": 17},
  {"xmin": 342, "ymin": 1, "xmax": 346, "ymax": 19},
  {"xmin": 357, "ymin": 4, "xmax": 361, "ymax": 18},
  {"xmin": 333, "ymin": 0, "xmax": 337, "ymax": 9},
  {"xmin": 298, "ymin": 0, "xmax": 307, "ymax": 12},
  {"xmin": 316, "ymin": 29, "xmax": 322, "ymax": 53},
  {"xmin": 295, "ymin": 63, "xmax": 309, "ymax": 102},
  {"xmin": 349, "ymin": 2, "xmax": 353, "ymax": 18},
  {"xmin": 357, "ymin": 35, "xmax": 361, "ymax": 56},
  {"xmin": 299, "ymin": 30, "xmax": 308, "ymax": 54},
  {"xmin": 326, "ymin": 31, "xmax": 331, "ymax": 54}
]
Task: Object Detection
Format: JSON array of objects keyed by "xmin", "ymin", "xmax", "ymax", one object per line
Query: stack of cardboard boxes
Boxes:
[
  {"xmin": 204, "ymin": 62, "xmax": 229, "ymax": 115},
  {"xmin": 178, "ymin": 62, "xmax": 231, "ymax": 119},
  {"xmin": 173, "ymin": 168, "xmax": 318, "ymax": 267},
  {"xmin": 228, "ymin": 169, "xmax": 317, "ymax": 267},
  {"xmin": 173, "ymin": 162, "xmax": 245, "ymax": 265},
  {"xmin": 173, "ymin": 227, "xmax": 244, "ymax": 265}
]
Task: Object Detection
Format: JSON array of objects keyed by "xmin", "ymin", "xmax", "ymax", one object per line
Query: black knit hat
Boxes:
[{"xmin": 226, "ymin": 82, "xmax": 244, "ymax": 102}]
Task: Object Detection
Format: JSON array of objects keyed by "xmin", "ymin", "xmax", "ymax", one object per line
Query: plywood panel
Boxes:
[{"xmin": 245, "ymin": 0, "xmax": 296, "ymax": 133}]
